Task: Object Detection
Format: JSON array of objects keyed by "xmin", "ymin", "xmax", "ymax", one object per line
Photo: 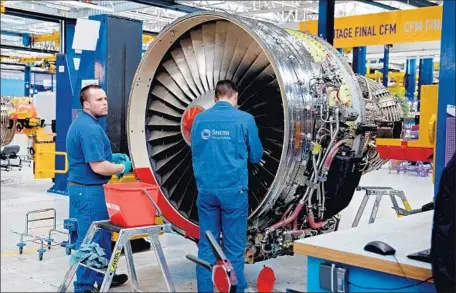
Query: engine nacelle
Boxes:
[{"xmin": 127, "ymin": 12, "xmax": 402, "ymax": 262}]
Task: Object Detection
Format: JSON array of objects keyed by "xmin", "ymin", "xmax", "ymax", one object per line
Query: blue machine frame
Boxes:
[
  {"xmin": 318, "ymin": 0, "xmax": 335, "ymax": 45},
  {"xmin": 382, "ymin": 45, "xmax": 390, "ymax": 87},
  {"xmin": 434, "ymin": 0, "xmax": 455, "ymax": 196},
  {"xmin": 352, "ymin": 47, "xmax": 367, "ymax": 75},
  {"xmin": 48, "ymin": 21, "xmax": 77, "ymax": 195},
  {"xmin": 48, "ymin": 14, "xmax": 142, "ymax": 195},
  {"xmin": 24, "ymin": 65, "xmax": 31, "ymax": 96},
  {"xmin": 417, "ymin": 58, "xmax": 434, "ymax": 111},
  {"xmin": 406, "ymin": 58, "xmax": 417, "ymax": 101}
]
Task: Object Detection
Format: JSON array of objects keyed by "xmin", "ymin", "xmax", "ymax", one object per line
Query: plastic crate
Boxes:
[{"xmin": 104, "ymin": 182, "xmax": 159, "ymax": 228}]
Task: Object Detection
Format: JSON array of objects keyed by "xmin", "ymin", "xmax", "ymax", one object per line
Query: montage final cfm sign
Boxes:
[{"xmin": 299, "ymin": 6, "xmax": 443, "ymax": 48}]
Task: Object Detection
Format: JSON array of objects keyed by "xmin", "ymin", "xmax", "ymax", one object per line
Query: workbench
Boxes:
[{"xmin": 293, "ymin": 211, "xmax": 436, "ymax": 292}]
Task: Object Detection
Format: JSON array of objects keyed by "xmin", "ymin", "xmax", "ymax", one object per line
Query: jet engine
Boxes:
[
  {"xmin": 127, "ymin": 12, "xmax": 402, "ymax": 262},
  {"xmin": 1, "ymin": 97, "xmax": 16, "ymax": 147}
]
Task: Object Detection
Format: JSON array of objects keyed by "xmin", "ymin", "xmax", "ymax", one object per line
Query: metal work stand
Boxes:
[
  {"xmin": 12, "ymin": 208, "xmax": 67, "ymax": 260},
  {"xmin": 352, "ymin": 186, "xmax": 412, "ymax": 228},
  {"xmin": 57, "ymin": 220, "xmax": 175, "ymax": 292}
]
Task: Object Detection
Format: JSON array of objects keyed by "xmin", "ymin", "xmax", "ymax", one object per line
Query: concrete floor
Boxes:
[{"xmin": 1, "ymin": 158, "xmax": 434, "ymax": 292}]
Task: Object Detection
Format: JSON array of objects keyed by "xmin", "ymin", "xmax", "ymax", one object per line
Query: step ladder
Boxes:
[
  {"xmin": 352, "ymin": 186, "xmax": 412, "ymax": 228},
  {"xmin": 57, "ymin": 220, "xmax": 175, "ymax": 292}
]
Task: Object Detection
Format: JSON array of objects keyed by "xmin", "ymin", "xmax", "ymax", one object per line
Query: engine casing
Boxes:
[{"xmin": 127, "ymin": 12, "xmax": 402, "ymax": 262}]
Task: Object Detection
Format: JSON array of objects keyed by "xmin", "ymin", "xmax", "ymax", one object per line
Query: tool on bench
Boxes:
[{"xmin": 186, "ymin": 230, "xmax": 238, "ymax": 293}]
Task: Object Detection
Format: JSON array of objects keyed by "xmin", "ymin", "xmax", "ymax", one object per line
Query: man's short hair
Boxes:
[
  {"xmin": 215, "ymin": 80, "xmax": 238, "ymax": 100},
  {"xmin": 80, "ymin": 84, "xmax": 102, "ymax": 106}
]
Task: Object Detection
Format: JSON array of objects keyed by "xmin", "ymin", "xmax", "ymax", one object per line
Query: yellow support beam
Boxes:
[
  {"xmin": 0, "ymin": 56, "xmax": 17, "ymax": 63},
  {"xmin": 1, "ymin": 55, "xmax": 56, "ymax": 64},
  {"xmin": 21, "ymin": 56, "xmax": 56, "ymax": 63},
  {"xmin": 0, "ymin": 1, "xmax": 5, "ymax": 14},
  {"xmin": 1, "ymin": 55, "xmax": 56, "ymax": 73},
  {"xmin": 31, "ymin": 32, "xmax": 60, "ymax": 46},
  {"xmin": 29, "ymin": 31, "xmax": 154, "ymax": 46}
]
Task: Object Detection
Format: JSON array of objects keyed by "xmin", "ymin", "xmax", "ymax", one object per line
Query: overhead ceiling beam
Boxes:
[
  {"xmin": 4, "ymin": 7, "xmax": 76, "ymax": 24},
  {"xmin": 271, "ymin": 1, "xmax": 300, "ymax": 8},
  {"xmin": 1, "ymin": 30, "xmax": 23, "ymax": 37},
  {"xmin": 1, "ymin": 62, "xmax": 26, "ymax": 67},
  {"xmin": 1, "ymin": 44, "xmax": 59, "ymax": 54},
  {"xmin": 355, "ymin": 0, "xmax": 400, "ymax": 10},
  {"xmin": 413, "ymin": 0, "xmax": 439, "ymax": 6},
  {"xmin": 128, "ymin": 0, "xmax": 202, "ymax": 13},
  {"xmin": 143, "ymin": 30, "xmax": 159, "ymax": 36},
  {"xmin": 239, "ymin": 2, "xmax": 318, "ymax": 15},
  {"xmin": 394, "ymin": 0, "xmax": 438, "ymax": 7}
]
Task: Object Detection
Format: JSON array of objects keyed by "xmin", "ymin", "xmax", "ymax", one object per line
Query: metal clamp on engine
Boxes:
[
  {"xmin": 305, "ymin": 178, "xmax": 320, "ymax": 190},
  {"xmin": 355, "ymin": 124, "xmax": 378, "ymax": 135}
]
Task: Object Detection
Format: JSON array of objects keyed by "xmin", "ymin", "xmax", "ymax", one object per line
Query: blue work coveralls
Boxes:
[
  {"xmin": 66, "ymin": 112, "xmax": 113, "ymax": 292},
  {"xmin": 190, "ymin": 101, "xmax": 264, "ymax": 292}
]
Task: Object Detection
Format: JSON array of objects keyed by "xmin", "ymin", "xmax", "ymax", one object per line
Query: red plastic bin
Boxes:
[{"xmin": 104, "ymin": 182, "xmax": 159, "ymax": 228}]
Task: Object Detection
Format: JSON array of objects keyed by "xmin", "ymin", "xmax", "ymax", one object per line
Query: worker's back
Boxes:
[{"xmin": 191, "ymin": 101, "xmax": 263, "ymax": 191}]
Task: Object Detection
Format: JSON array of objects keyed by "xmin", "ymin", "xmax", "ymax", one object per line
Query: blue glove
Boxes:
[
  {"xmin": 112, "ymin": 153, "xmax": 129, "ymax": 164},
  {"xmin": 116, "ymin": 160, "xmax": 132, "ymax": 179}
]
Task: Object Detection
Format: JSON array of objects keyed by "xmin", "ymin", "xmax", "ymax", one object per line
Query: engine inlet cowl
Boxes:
[{"xmin": 127, "ymin": 12, "xmax": 397, "ymax": 244}]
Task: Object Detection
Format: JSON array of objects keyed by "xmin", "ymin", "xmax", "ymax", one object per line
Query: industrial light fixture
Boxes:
[{"xmin": 55, "ymin": 0, "xmax": 114, "ymax": 12}]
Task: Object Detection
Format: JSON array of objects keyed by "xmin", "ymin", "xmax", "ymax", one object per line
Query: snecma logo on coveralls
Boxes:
[
  {"xmin": 201, "ymin": 129, "xmax": 231, "ymax": 140},
  {"xmin": 191, "ymin": 101, "xmax": 264, "ymax": 293}
]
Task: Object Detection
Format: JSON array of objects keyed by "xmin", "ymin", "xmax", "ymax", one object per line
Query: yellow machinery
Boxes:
[
  {"xmin": 7, "ymin": 96, "xmax": 34, "ymax": 107},
  {"xmin": 434, "ymin": 61, "xmax": 440, "ymax": 71},
  {"xmin": 142, "ymin": 34, "xmax": 156, "ymax": 44},
  {"xmin": 366, "ymin": 71, "xmax": 408, "ymax": 98},
  {"xmin": 7, "ymin": 101, "xmax": 68, "ymax": 179},
  {"xmin": 408, "ymin": 85, "xmax": 438, "ymax": 149},
  {"xmin": 376, "ymin": 84, "xmax": 437, "ymax": 163},
  {"xmin": 2, "ymin": 97, "xmax": 138, "ymax": 187},
  {"xmin": 2, "ymin": 98, "xmax": 138, "ymax": 182}
]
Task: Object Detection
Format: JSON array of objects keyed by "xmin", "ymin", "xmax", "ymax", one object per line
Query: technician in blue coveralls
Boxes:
[
  {"xmin": 66, "ymin": 84, "xmax": 131, "ymax": 293},
  {"xmin": 190, "ymin": 80, "xmax": 264, "ymax": 292}
]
